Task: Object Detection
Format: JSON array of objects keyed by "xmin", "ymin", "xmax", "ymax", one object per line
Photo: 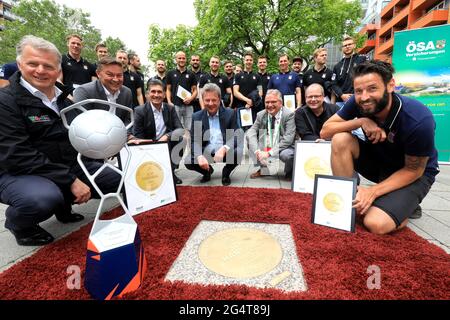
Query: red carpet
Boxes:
[{"xmin": 0, "ymin": 186, "xmax": 449, "ymax": 300}]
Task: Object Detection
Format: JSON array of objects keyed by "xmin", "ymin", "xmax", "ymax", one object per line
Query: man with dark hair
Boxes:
[
  {"xmin": 128, "ymin": 53, "xmax": 146, "ymax": 102},
  {"xmin": 129, "ymin": 79, "xmax": 185, "ymax": 184},
  {"xmin": 95, "ymin": 43, "xmax": 109, "ymax": 60},
  {"xmin": 150, "ymin": 59, "xmax": 167, "ymax": 89},
  {"xmin": 190, "ymin": 54, "xmax": 204, "ymax": 112},
  {"xmin": 321, "ymin": 60, "xmax": 439, "ymax": 234},
  {"xmin": 224, "ymin": 60, "xmax": 234, "ymax": 83},
  {"xmin": 186, "ymin": 83, "xmax": 242, "ymax": 186},
  {"xmin": 268, "ymin": 54, "xmax": 302, "ymax": 109},
  {"xmin": 233, "ymin": 53, "xmax": 263, "ymax": 123},
  {"xmin": 73, "ymin": 57, "xmax": 132, "ymax": 123},
  {"xmin": 199, "ymin": 56, "xmax": 233, "ymax": 108},
  {"xmin": 292, "ymin": 56, "xmax": 304, "ymax": 76},
  {"xmin": 0, "ymin": 36, "xmax": 120, "ymax": 246},
  {"xmin": 257, "ymin": 55, "xmax": 271, "ymax": 100},
  {"xmin": 295, "ymin": 83, "xmax": 339, "ymax": 141},
  {"xmin": 116, "ymin": 50, "xmax": 144, "ymax": 108},
  {"xmin": 59, "ymin": 34, "xmax": 97, "ymax": 91},
  {"xmin": 93, "ymin": 43, "xmax": 109, "ymax": 70},
  {"xmin": 331, "ymin": 36, "xmax": 368, "ymax": 105}
]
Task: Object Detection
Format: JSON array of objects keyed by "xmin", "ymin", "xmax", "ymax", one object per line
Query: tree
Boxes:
[
  {"xmin": 148, "ymin": 24, "xmax": 196, "ymax": 70},
  {"xmin": 0, "ymin": 0, "xmax": 129, "ymax": 64},
  {"xmin": 104, "ymin": 36, "xmax": 127, "ymax": 57},
  {"xmin": 147, "ymin": 0, "xmax": 362, "ymax": 72}
]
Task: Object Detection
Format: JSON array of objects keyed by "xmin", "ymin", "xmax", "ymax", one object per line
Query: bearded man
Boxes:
[{"xmin": 321, "ymin": 60, "xmax": 439, "ymax": 235}]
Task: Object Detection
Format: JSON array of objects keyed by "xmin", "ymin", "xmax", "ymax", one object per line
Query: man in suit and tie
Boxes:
[
  {"xmin": 185, "ymin": 83, "xmax": 243, "ymax": 186},
  {"xmin": 73, "ymin": 57, "xmax": 132, "ymax": 124},
  {"xmin": 247, "ymin": 89, "xmax": 296, "ymax": 180},
  {"xmin": 128, "ymin": 79, "xmax": 185, "ymax": 184}
]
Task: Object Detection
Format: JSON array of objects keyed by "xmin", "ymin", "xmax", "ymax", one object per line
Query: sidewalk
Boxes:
[{"xmin": 1, "ymin": 161, "xmax": 449, "ymax": 273}]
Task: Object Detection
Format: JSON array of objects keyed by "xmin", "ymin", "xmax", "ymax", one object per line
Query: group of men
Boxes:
[{"xmin": 0, "ymin": 34, "xmax": 439, "ymax": 248}]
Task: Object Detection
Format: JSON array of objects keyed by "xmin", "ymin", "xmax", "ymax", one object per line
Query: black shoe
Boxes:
[
  {"xmin": 410, "ymin": 205, "xmax": 422, "ymax": 219},
  {"xmin": 222, "ymin": 176, "xmax": 231, "ymax": 186},
  {"xmin": 174, "ymin": 174, "xmax": 183, "ymax": 185},
  {"xmin": 7, "ymin": 225, "xmax": 54, "ymax": 246},
  {"xmin": 284, "ymin": 172, "xmax": 292, "ymax": 181},
  {"xmin": 56, "ymin": 213, "xmax": 85, "ymax": 224},
  {"xmin": 200, "ymin": 167, "xmax": 214, "ymax": 183},
  {"xmin": 200, "ymin": 174, "xmax": 211, "ymax": 183}
]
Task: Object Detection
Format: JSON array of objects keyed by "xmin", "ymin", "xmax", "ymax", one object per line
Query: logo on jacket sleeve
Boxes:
[{"xmin": 28, "ymin": 115, "xmax": 51, "ymax": 123}]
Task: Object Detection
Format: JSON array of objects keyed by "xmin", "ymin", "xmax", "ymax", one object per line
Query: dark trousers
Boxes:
[
  {"xmin": 0, "ymin": 161, "xmax": 120, "ymax": 231},
  {"xmin": 168, "ymin": 138, "xmax": 186, "ymax": 171},
  {"xmin": 185, "ymin": 147, "xmax": 242, "ymax": 178}
]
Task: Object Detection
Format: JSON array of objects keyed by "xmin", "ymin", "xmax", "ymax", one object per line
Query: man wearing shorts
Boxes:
[{"xmin": 321, "ymin": 60, "xmax": 439, "ymax": 235}]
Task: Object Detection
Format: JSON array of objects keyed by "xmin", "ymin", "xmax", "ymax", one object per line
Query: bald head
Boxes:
[
  {"xmin": 305, "ymin": 83, "xmax": 325, "ymax": 96},
  {"xmin": 305, "ymin": 83, "xmax": 325, "ymax": 111},
  {"xmin": 175, "ymin": 51, "xmax": 187, "ymax": 69}
]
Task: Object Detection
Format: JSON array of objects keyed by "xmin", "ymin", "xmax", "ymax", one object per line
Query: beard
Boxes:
[{"xmin": 357, "ymin": 89, "xmax": 390, "ymax": 117}]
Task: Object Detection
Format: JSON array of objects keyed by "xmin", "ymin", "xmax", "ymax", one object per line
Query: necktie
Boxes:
[{"xmin": 271, "ymin": 116, "xmax": 276, "ymax": 129}]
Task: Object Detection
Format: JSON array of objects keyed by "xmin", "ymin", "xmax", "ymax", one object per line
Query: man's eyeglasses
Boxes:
[{"xmin": 306, "ymin": 95, "xmax": 323, "ymax": 100}]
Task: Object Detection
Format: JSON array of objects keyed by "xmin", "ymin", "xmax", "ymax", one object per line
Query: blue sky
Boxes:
[{"xmin": 53, "ymin": 0, "xmax": 197, "ymax": 65}]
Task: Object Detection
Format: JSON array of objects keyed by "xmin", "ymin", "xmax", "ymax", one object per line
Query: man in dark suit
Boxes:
[
  {"xmin": 128, "ymin": 79, "xmax": 185, "ymax": 184},
  {"xmin": 73, "ymin": 57, "xmax": 132, "ymax": 124},
  {"xmin": 185, "ymin": 83, "xmax": 243, "ymax": 186}
]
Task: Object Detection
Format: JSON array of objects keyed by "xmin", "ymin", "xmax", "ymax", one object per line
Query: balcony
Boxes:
[
  {"xmin": 359, "ymin": 39, "xmax": 376, "ymax": 54},
  {"xmin": 377, "ymin": 37, "xmax": 394, "ymax": 55},
  {"xmin": 359, "ymin": 23, "xmax": 379, "ymax": 35},
  {"xmin": 410, "ymin": 9, "xmax": 449, "ymax": 28},
  {"xmin": 412, "ymin": 0, "xmax": 442, "ymax": 11},
  {"xmin": 379, "ymin": 5, "xmax": 409, "ymax": 37}
]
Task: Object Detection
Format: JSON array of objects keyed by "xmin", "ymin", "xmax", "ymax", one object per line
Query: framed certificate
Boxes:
[
  {"xmin": 292, "ymin": 141, "xmax": 332, "ymax": 194},
  {"xmin": 284, "ymin": 95, "xmax": 295, "ymax": 111},
  {"xmin": 176, "ymin": 85, "xmax": 191, "ymax": 100},
  {"xmin": 311, "ymin": 175, "xmax": 357, "ymax": 233},
  {"xmin": 118, "ymin": 142, "xmax": 177, "ymax": 216},
  {"xmin": 239, "ymin": 108, "xmax": 253, "ymax": 127}
]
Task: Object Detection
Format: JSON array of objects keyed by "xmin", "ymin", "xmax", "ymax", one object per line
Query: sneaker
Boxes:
[{"xmin": 410, "ymin": 205, "xmax": 422, "ymax": 219}]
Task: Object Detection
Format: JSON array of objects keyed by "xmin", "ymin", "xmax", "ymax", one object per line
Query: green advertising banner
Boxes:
[{"xmin": 393, "ymin": 24, "xmax": 450, "ymax": 163}]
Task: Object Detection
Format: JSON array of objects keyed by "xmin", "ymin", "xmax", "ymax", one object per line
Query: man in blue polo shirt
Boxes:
[
  {"xmin": 321, "ymin": 60, "xmax": 439, "ymax": 235},
  {"xmin": 268, "ymin": 54, "xmax": 302, "ymax": 109}
]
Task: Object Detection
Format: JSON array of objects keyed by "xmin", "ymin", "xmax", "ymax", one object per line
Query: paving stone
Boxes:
[{"xmin": 409, "ymin": 214, "xmax": 450, "ymax": 247}]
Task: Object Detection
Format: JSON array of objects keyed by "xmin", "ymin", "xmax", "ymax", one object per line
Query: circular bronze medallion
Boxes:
[
  {"xmin": 181, "ymin": 91, "xmax": 187, "ymax": 99},
  {"xmin": 304, "ymin": 156, "xmax": 331, "ymax": 179},
  {"xmin": 198, "ymin": 228, "xmax": 283, "ymax": 279},
  {"xmin": 135, "ymin": 161, "xmax": 164, "ymax": 192},
  {"xmin": 323, "ymin": 192, "xmax": 344, "ymax": 213},
  {"xmin": 286, "ymin": 100, "xmax": 293, "ymax": 108},
  {"xmin": 242, "ymin": 113, "xmax": 251, "ymax": 122}
]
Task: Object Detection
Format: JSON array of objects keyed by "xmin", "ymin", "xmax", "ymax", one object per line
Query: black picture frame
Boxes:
[{"xmin": 311, "ymin": 174, "xmax": 357, "ymax": 233}]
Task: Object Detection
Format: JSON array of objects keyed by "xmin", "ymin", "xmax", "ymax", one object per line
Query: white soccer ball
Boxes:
[{"xmin": 68, "ymin": 109, "xmax": 127, "ymax": 159}]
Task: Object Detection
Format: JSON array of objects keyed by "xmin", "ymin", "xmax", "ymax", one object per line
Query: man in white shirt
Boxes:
[
  {"xmin": 129, "ymin": 79, "xmax": 185, "ymax": 184},
  {"xmin": 0, "ymin": 35, "xmax": 120, "ymax": 246},
  {"xmin": 73, "ymin": 57, "xmax": 133, "ymax": 124},
  {"xmin": 247, "ymin": 89, "xmax": 296, "ymax": 180}
]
